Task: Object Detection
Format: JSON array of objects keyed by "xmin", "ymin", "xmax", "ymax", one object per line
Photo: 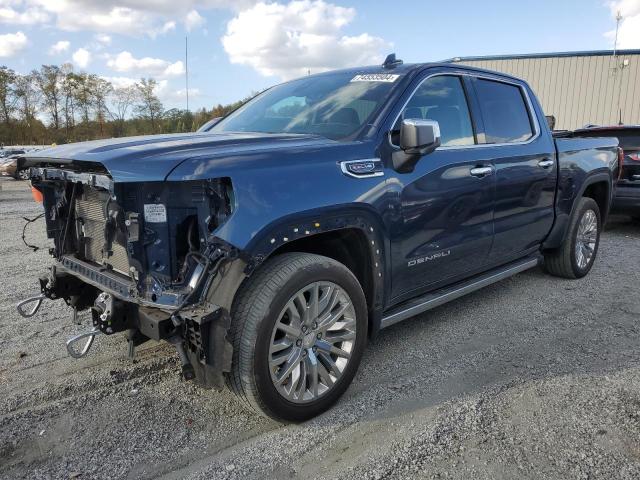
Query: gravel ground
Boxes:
[{"xmin": 1, "ymin": 177, "xmax": 639, "ymax": 480}]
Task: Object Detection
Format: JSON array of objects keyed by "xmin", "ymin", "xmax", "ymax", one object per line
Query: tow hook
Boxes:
[
  {"xmin": 65, "ymin": 292, "xmax": 113, "ymax": 360},
  {"xmin": 16, "ymin": 294, "xmax": 45, "ymax": 318},
  {"xmin": 66, "ymin": 327, "xmax": 101, "ymax": 358}
]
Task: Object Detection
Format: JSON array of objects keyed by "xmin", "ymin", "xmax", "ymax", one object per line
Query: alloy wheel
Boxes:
[
  {"xmin": 268, "ymin": 281, "xmax": 357, "ymax": 403},
  {"xmin": 575, "ymin": 209, "xmax": 598, "ymax": 269}
]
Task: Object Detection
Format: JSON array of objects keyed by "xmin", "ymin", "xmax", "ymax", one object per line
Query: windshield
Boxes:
[{"xmin": 210, "ymin": 72, "xmax": 403, "ymax": 140}]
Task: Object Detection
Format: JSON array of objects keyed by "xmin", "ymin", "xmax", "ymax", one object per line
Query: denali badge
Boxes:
[
  {"xmin": 408, "ymin": 250, "xmax": 451, "ymax": 267},
  {"xmin": 340, "ymin": 159, "xmax": 384, "ymax": 178},
  {"xmin": 143, "ymin": 204, "xmax": 167, "ymax": 223},
  {"xmin": 349, "ymin": 161, "xmax": 375, "ymax": 174}
]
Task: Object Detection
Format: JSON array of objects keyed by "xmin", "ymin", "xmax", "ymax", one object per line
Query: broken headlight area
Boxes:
[
  {"xmin": 24, "ymin": 166, "xmax": 237, "ymax": 387},
  {"xmin": 31, "ymin": 168, "xmax": 234, "ymax": 305}
]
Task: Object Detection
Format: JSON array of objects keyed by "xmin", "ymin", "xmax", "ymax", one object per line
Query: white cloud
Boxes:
[
  {"xmin": 606, "ymin": 0, "xmax": 640, "ymax": 48},
  {"xmin": 0, "ymin": 31, "xmax": 27, "ymax": 58},
  {"xmin": 100, "ymin": 75, "xmax": 137, "ymax": 89},
  {"xmin": 163, "ymin": 60, "xmax": 185, "ymax": 76},
  {"xmin": 94, "ymin": 33, "xmax": 111, "ymax": 45},
  {"xmin": 0, "ymin": 5, "xmax": 50, "ymax": 25},
  {"xmin": 49, "ymin": 40, "xmax": 70, "ymax": 55},
  {"xmin": 72, "ymin": 47, "xmax": 91, "ymax": 68},
  {"xmin": 185, "ymin": 9, "xmax": 205, "ymax": 31},
  {"xmin": 161, "ymin": 20, "xmax": 176, "ymax": 34},
  {"xmin": 24, "ymin": 0, "xmax": 256, "ymax": 37},
  {"xmin": 222, "ymin": 1, "xmax": 389, "ymax": 79},
  {"xmin": 152, "ymin": 79, "xmax": 169, "ymax": 97},
  {"xmin": 106, "ymin": 51, "xmax": 185, "ymax": 77}
]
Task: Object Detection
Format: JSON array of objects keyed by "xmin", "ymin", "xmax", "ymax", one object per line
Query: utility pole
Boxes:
[
  {"xmin": 613, "ymin": 11, "xmax": 622, "ymax": 56},
  {"xmin": 613, "ymin": 11, "xmax": 625, "ymax": 124},
  {"xmin": 185, "ymin": 36, "xmax": 189, "ymax": 112}
]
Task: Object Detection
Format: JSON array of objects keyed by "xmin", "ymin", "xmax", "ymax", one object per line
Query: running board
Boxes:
[{"xmin": 380, "ymin": 256, "xmax": 541, "ymax": 329}]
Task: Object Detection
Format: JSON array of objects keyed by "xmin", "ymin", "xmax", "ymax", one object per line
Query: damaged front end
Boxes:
[{"xmin": 19, "ymin": 163, "xmax": 240, "ymax": 388}]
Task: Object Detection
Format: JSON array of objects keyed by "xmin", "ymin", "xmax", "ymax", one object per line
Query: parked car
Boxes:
[
  {"xmin": 0, "ymin": 150, "xmax": 27, "ymax": 179},
  {"xmin": 19, "ymin": 58, "xmax": 618, "ymax": 422},
  {"xmin": 573, "ymin": 125, "xmax": 640, "ymax": 218}
]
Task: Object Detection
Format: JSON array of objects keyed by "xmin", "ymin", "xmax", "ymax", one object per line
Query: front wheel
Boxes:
[
  {"xmin": 544, "ymin": 197, "xmax": 601, "ymax": 279},
  {"xmin": 16, "ymin": 169, "xmax": 30, "ymax": 180},
  {"xmin": 226, "ymin": 252, "xmax": 368, "ymax": 422}
]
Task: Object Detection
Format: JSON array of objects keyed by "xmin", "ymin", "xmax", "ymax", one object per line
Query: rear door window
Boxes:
[{"xmin": 474, "ymin": 79, "xmax": 534, "ymax": 144}]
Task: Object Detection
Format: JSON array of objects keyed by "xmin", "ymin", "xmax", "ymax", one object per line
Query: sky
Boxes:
[{"xmin": 0, "ymin": 0, "xmax": 638, "ymax": 112}]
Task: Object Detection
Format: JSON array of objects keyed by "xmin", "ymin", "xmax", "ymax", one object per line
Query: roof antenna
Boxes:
[{"xmin": 382, "ymin": 53, "xmax": 403, "ymax": 69}]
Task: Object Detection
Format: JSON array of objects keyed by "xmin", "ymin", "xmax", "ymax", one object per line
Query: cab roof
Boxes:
[{"xmin": 303, "ymin": 61, "xmax": 526, "ymax": 85}]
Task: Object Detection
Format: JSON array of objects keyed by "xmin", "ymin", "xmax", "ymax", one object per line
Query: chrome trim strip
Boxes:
[
  {"xmin": 340, "ymin": 158, "xmax": 385, "ymax": 178},
  {"xmin": 380, "ymin": 257, "xmax": 540, "ymax": 329},
  {"xmin": 388, "ymin": 72, "xmax": 541, "ymax": 152}
]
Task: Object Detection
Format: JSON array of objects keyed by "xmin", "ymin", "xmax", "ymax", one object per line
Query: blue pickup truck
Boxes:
[{"xmin": 21, "ymin": 57, "xmax": 618, "ymax": 422}]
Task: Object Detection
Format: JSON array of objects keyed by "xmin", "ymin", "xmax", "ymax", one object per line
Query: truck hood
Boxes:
[{"xmin": 26, "ymin": 132, "xmax": 333, "ymax": 182}]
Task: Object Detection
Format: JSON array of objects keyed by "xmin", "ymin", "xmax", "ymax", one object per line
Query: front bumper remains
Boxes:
[{"xmin": 19, "ymin": 257, "xmax": 234, "ymax": 389}]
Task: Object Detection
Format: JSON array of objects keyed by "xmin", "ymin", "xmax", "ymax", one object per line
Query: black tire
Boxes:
[
  {"xmin": 544, "ymin": 197, "xmax": 601, "ymax": 279},
  {"xmin": 226, "ymin": 252, "xmax": 368, "ymax": 422},
  {"xmin": 16, "ymin": 169, "xmax": 30, "ymax": 181}
]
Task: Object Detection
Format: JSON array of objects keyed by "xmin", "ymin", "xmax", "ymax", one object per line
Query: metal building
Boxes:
[{"xmin": 451, "ymin": 49, "xmax": 640, "ymax": 130}]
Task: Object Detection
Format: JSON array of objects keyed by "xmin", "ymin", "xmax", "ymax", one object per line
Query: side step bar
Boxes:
[{"xmin": 381, "ymin": 256, "xmax": 541, "ymax": 329}]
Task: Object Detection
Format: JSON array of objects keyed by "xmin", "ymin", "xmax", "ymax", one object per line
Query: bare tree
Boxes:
[
  {"xmin": 0, "ymin": 66, "xmax": 16, "ymax": 129},
  {"xmin": 74, "ymin": 72, "xmax": 93, "ymax": 126},
  {"xmin": 60, "ymin": 63, "xmax": 78, "ymax": 139},
  {"xmin": 14, "ymin": 73, "xmax": 40, "ymax": 143},
  {"xmin": 135, "ymin": 78, "xmax": 163, "ymax": 133},
  {"xmin": 33, "ymin": 65, "xmax": 64, "ymax": 130},
  {"xmin": 0, "ymin": 61, "xmax": 251, "ymax": 144},
  {"xmin": 109, "ymin": 85, "xmax": 137, "ymax": 137},
  {"xmin": 92, "ymin": 76, "xmax": 112, "ymax": 137}
]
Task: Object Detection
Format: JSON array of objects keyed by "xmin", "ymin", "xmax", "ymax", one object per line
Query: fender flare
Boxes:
[
  {"xmin": 209, "ymin": 204, "xmax": 389, "ymax": 335},
  {"xmin": 542, "ymin": 172, "xmax": 611, "ymax": 250}
]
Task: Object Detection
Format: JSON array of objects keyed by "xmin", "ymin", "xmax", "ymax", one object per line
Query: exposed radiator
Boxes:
[{"xmin": 75, "ymin": 188, "xmax": 131, "ymax": 276}]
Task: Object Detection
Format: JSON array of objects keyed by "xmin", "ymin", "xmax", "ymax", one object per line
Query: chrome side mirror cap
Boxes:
[
  {"xmin": 399, "ymin": 119, "xmax": 441, "ymax": 154},
  {"xmin": 393, "ymin": 119, "xmax": 441, "ymax": 173}
]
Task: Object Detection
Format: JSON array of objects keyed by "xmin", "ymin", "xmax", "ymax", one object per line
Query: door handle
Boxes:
[
  {"xmin": 538, "ymin": 159, "xmax": 554, "ymax": 169},
  {"xmin": 469, "ymin": 166, "xmax": 493, "ymax": 177}
]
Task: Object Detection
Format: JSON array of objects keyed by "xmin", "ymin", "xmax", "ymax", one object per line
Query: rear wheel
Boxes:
[
  {"xmin": 226, "ymin": 252, "xmax": 367, "ymax": 422},
  {"xmin": 544, "ymin": 197, "xmax": 601, "ymax": 279},
  {"xmin": 16, "ymin": 169, "xmax": 29, "ymax": 180}
]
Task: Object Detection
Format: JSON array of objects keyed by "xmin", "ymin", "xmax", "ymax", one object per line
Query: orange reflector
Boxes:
[{"xmin": 31, "ymin": 186, "xmax": 43, "ymax": 203}]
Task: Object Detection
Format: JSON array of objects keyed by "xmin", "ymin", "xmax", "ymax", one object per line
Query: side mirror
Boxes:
[
  {"xmin": 393, "ymin": 119, "xmax": 441, "ymax": 173},
  {"xmin": 400, "ymin": 119, "xmax": 441, "ymax": 154}
]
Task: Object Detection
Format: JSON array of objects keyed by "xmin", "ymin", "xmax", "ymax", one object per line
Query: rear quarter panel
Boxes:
[{"xmin": 554, "ymin": 137, "xmax": 618, "ymax": 218}]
